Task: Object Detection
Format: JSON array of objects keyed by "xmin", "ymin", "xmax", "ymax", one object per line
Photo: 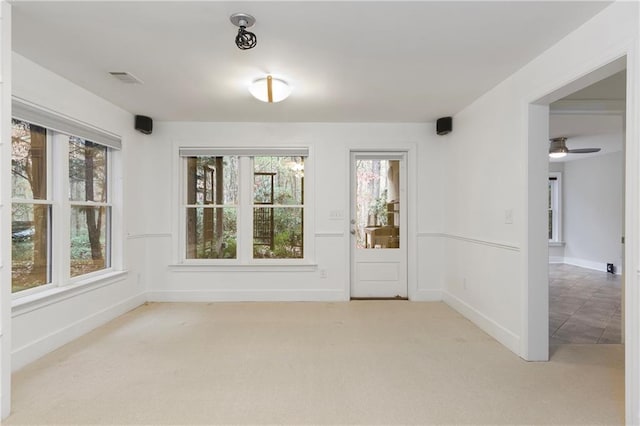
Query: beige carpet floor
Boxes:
[{"xmin": 6, "ymin": 301, "xmax": 624, "ymax": 425}]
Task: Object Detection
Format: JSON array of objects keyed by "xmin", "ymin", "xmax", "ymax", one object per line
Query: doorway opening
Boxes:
[
  {"xmin": 350, "ymin": 152, "xmax": 407, "ymax": 299},
  {"xmin": 547, "ymin": 70, "xmax": 626, "ymax": 345}
]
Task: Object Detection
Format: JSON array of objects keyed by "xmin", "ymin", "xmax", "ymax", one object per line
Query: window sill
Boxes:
[
  {"xmin": 168, "ymin": 262, "xmax": 318, "ymax": 273},
  {"xmin": 549, "ymin": 241, "xmax": 565, "ymax": 247},
  {"xmin": 12, "ymin": 270, "xmax": 128, "ymax": 317}
]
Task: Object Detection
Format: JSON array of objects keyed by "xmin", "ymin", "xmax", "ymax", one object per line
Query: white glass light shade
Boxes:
[
  {"xmin": 548, "ymin": 151, "xmax": 567, "ymax": 159},
  {"xmin": 249, "ymin": 76, "xmax": 291, "ymax": 103}
]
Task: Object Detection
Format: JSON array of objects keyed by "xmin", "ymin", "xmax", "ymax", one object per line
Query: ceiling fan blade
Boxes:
[{"xmin": 568, "ymin": 148, "xmax": 601, "ymax": 154}]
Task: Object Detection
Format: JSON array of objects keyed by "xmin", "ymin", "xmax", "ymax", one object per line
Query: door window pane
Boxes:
[{"xmin": 355, "ymin": 159, "xmax": 400, "ymax": 249}]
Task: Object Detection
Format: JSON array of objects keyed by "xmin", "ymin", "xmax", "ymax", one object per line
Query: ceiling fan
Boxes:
[{"xmin": 549, "ymin": 137, "xmax": 601, "ymax": 159}]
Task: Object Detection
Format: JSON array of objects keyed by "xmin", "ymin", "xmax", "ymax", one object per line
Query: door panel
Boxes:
[{"xmin": 350, "ymin": 152, "xmax": 407, "ymax": 298}]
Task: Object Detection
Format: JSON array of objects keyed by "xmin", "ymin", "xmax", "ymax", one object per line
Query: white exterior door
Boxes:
[{"xmin": 350, "ymin": 152, "xmax": 407, "ymax": 298}]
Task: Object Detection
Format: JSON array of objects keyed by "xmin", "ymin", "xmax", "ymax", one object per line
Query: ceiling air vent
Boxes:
[{"xmin": 109, "ymin": 71, "xmax": 143, "ymax": 84}]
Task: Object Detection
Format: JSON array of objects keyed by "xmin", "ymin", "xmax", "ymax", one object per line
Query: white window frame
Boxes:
[
  {"xmin": 549, "ymin": 172, "xmax": 562, "ymax": 244},
  {"xmin": 11, "ymin": 100, "xmax": 123, "ymax": 300},
  {"xmin": 176, "ymin": 147, "xmax": 314, "ymax": 267}
]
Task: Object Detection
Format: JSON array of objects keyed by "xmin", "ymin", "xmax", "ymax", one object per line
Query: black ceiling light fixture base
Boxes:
[{"xmin": 230, "ymin": 13, "xmax": 257, "ymax": 50}]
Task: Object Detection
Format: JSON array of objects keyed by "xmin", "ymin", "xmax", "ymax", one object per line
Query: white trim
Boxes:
[
  {"xmin": 550, "ymin": 258, "xmax": 623, "ymax": 275},
  {"xmin": 12, "ymin": 97, "xmax": 121, "ymax": 150},
  {"xmin": 168, "ymin": 263, "xmax": 317, "ymax": 272},
  {"xmin": 148, "ymin": 289, "xmax": 345, "ymax": 303},
  {"xmin": 563, "ymin": 257, "xmax": 613, "ymax": 274},
  {"xmin": 437, "ymin": 233, "xmax": 520, "ymax": 252},
  {"xmin": 523, "ymin": 103, "xmax": 551, "ymax": 362},
  {"xmin": 442, "ymin": 290, "xmax": 520, "ymax": 355},
  {"xmin": 11, "ymin": 292, "xmax": 145, "ymax": 372},
  {"xmin": 625, "ymin": 17, "xmax": 640, "ymax": 422},
  {"xmin": 179, "ymin": 146, "xmax": 309, "ymax": 157},
  {"xmin": 315, "ymin": 232, "xmax": 344, "ymax": 237},
  {"xmin": 10, "ymin": 199, "xmax": 52, "ymax": 205},
  {"xmin": 548, "ymin": 241, "xmax": 565, "ymax": 247},
  {"xmin": 12, "ymin": 271, "xmax": 128, "ymax": 316},
  {"xmin": 550, "ymin": 99, "xmax": 626, "ymax": 115},
  {"xmin": 54, "ymin": 132, "xmax": 70, "ymax": 287},
  {"xmin": 0, "ymin": 2, "xmax": 12, "ymax": 418},
  {"xmin": 126, "ymin": 233, "xmax": 171, "ymax": 240},
  {"xmin": 412, "ymin": 289, "xmax": 443, "ymax": 302},
  {"xmin": 417, "ymin": 232, "xmax": 447, "ymax": 238}
]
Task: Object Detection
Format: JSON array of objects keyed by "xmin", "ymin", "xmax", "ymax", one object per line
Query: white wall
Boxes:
[
  {"xmin": 442, "ymin": 0, "xmax": 638, "ymax": 362},
  {"xmin": 563, "ymin": 152, "xmax": 624, "ymax": 272},
  {"xmin": 10, "ymin": 54, "xmax": 147, "ymax": 371},
  {"xmin": 145, "ymin": 122, "xmax": 444, "ymax": 302},
  {"xmin": 0, "ymin": 2, "xmax": 11, "ymax": 418},
  {"xmin": 2, "ymin": 0, "xmax": 638, "ymax": 422}
]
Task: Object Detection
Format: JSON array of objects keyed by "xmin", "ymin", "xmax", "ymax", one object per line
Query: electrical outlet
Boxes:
[
  {"xmin": 505, "ymin": 209, "xmax": 514, "ymax": 224},
  {"xmin": 320, "ymin": 269, "xmax": 328, "ymax": 279}
]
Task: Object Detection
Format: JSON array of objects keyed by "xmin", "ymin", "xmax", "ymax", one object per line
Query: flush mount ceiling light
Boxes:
[
  {"xmin": 549, "ymin": 136, "xmax": 601, "ymax": 158},
  {"xmin": 230, "ymin": 13, "xmax": 257, "ymax": 50},
  {"xmin": 249, "ymin": 75, "xmax": 292, "ymax": 103}
]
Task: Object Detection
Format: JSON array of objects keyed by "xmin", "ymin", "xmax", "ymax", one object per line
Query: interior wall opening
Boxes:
[{"xmin": 547, "ymin": 70, "xmax": 626, "ymax": 347}]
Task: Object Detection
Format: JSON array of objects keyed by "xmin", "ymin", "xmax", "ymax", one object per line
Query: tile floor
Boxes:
[{"xmin": 549, "ymin": 263, "xmax": 622, "ymax": 344}]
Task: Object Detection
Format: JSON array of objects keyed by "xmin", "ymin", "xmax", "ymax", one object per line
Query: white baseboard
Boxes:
[
  {"xmin": 561, "ymin": 257, "xmax": 622, "ymax": 275},
  {"xmin": 442, "ymin": 291, "xmax": 521, "ymax": 356},
  {"xmin": 148, "ymin": 289, "xmax": 347, "ymax": 302},
  {"xmin": 549, "ymin": 256, "xmax": 565, "ymax": 264},
  {"xmin": 412, "ymin": 289, "xmax": 443, "ymax": 301},
  {"xmin": 11, "ymin": 293, "xmax": 146, "ymax": 372}
]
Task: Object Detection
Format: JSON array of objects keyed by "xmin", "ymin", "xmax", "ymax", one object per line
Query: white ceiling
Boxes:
[
  {"xmin": 549, "ymin": 71, "xmax": 626, "ymax": 162},
  {"xmin": 11, "ymin": 1, "xmax": 613, "ymax": 123},
  {"xmin": 563, "ymin": 70, "xmax": 626, "ymax": 101}
]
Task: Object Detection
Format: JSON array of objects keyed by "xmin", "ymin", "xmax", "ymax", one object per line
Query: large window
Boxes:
[
  {"xmin": 11, "ymin": 112, "xmax": 117, "ymax": 295},
  {"xmin": 181, "ymin": 149, "xmax": 307, "ymax": 262},
  {"xmin": 11, "ymin": 121, "xmax": 51, "ymax": 292},
  {"xmin": 548, "ymin": 172, "xmax": 562, "ymax": 243},
  {"xmin": 185, "ymin": 156, "xmax": 238, "ymax": 259},
  {"xmin": 253, "ymin": 156, "xmax": 304, "ymax": 259},
  {"xmin": 69, "ymin": 137, "xmax": 111, "ymax": 277}
]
